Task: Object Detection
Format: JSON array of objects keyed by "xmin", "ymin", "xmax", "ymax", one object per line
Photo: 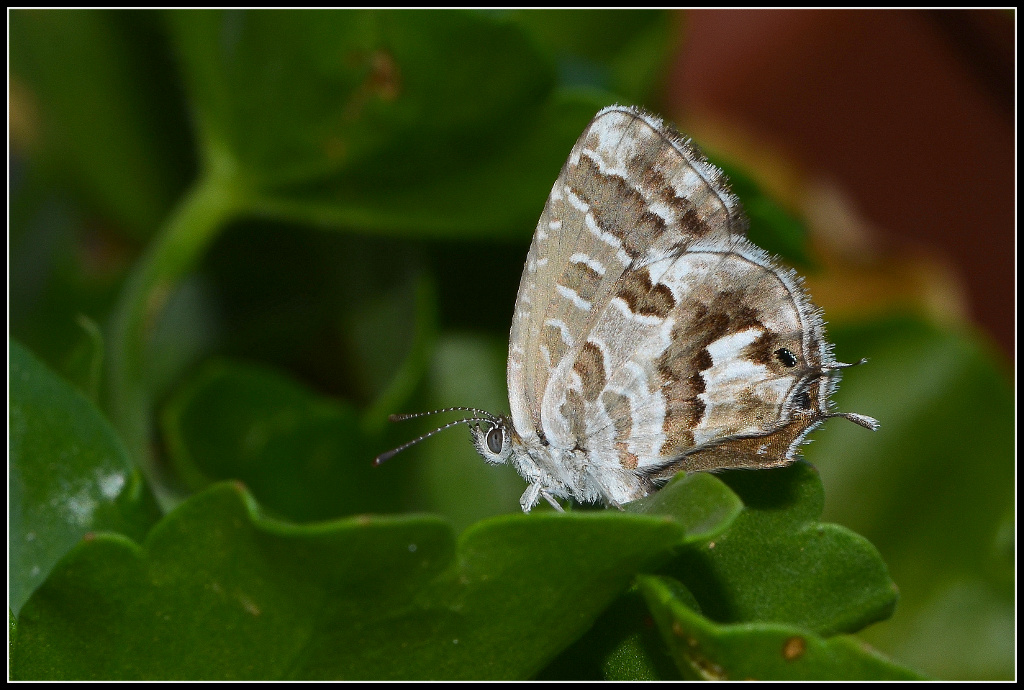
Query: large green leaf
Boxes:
[
  {"xmin": 161, "ymin": 360, "xmax": 410, "ymax": 522},
  {"xmin": 664, "ymin": 461, "xmax": 897, "ymax": 637},
  {"xmin": 164, "ymin": 10, "xmax": 647, "ymax": 239},
  {"xmin": 9, "ymin": 340, "xmax": 159, "ymax": 615},
  {"xmin": 253, "ymin": 88, "xmax": 616, "ymax": 238},
  {"xmin": 808, "ymin": 316, "xmax": 1015, "ymax": 679},
  {"xmin": 540, "ymin": 472, "xmax": 745, "ymax": 680},
  {"xmin": 541, "ymin": 464, "xmax": 896, "ymax": 680},
  {"xmin": 639, "ymin": 575, "xmax": 923, "ymax": 680},
  {"xmin": 194, "ymin": 226, "xmax": 436, "ymax": 417},
  {"xmin": 12, "ymin": 484, "xmax": 688, "ymax": 679},
  {"xmin": 168, "ymin": 10, "xmax": 552, "ymax": 185},
  {"xmin": 10, "ymin": 10, "xmax": 193, "ymax": 238}
]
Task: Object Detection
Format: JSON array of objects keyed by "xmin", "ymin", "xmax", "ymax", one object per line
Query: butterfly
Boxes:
[{"xmin": 376, "ymin": 105, "xmax": 878, "ymax": 513}]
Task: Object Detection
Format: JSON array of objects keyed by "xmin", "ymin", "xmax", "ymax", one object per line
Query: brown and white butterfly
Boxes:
[{"xmin": 377, "ymin": 105, "xmax": 878, "ymax": 513}]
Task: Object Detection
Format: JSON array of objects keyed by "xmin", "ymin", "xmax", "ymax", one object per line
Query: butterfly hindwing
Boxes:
[{"xmin": 601, "ymin": 242, "xmax": 830, "ymax": 476}]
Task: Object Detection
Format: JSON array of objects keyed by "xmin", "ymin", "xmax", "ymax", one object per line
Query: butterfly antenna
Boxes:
[
  {"xmin": 374, "ymin": 417, "xmax": 491, "ymax": 466},
  {"xmin": 822, "ymin": 358, "xmax": 868, "ymax": 371},
  {"xmin": 827, "ymin": 411, "xmax": 880, "ymax": 431},
  {"xmin": 388, "ymin": 407, "xmax": 498, "ymax": 423}
]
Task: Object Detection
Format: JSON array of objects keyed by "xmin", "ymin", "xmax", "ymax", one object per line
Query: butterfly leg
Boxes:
[
  {"xmin": 520, "ymin": 484, "xmax": 541, "ymax": 513},
  {"xmin": 541, "ymin": 490, "xmax": 565, "ymax": 513},
  {"xmin": 520, "ymin": 484, "xmax": 565, "ymax": 513}
]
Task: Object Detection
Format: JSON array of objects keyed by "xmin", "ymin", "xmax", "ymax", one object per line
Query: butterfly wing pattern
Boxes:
[{"xmin": 461, "ymin": 106, "xmax": 877, "ymax": 512}]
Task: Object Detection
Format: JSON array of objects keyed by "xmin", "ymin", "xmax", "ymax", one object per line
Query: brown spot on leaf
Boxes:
[
  {"xmin": 369, "ymin": 51, "xmax": 400, "ymax": 101},
  {"xmin": 340, "ymin": 50, "xmax": 402, "ymax": 126},
  {"xmin": 783, "ymin": 635, "xmax": 806, "ymax": 661},
  {"xmin": 324, "ymin": 136, "xmax": 347, "ymax": 162}
]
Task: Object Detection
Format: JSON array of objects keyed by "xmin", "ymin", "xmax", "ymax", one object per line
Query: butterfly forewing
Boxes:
[{"xmin": 508, "ymin": 106, "xmax": 747, "ymax": 448}]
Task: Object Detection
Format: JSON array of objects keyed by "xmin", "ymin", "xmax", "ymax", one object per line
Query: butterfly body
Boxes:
[{"xmin": 384, "ymin": 105, "xmax": 878, "ymax": 513}]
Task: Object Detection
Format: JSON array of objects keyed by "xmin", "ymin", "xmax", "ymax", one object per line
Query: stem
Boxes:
[{"xmin": 106, "ymin": 169, "xmax": 241, "ymax": 504}]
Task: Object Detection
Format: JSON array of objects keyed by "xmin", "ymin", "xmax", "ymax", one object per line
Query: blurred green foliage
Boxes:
[{"xmin": 9, "ymin": 9, "xmax": 1013, "ymax": 680}]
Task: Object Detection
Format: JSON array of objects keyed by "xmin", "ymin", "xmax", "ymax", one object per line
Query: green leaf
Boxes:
[
  {"xmin": 808, "ymin": 316, "xmax": 1015, "ymax": 679},
  {"xmin": 538, "ymin": 589, "xmax": 681, "ymax": 680},
  {"xmin": 9, "ymin": 340, "xmax": 159, "ymax": 616},
  {"xmin": 10, "ymin": 10, "xmax": 193, "ymax": 238},
  {"xmin": 12, "ymin": 484, "xmax": 686, "ymax": 679},
  {"xmin": 630, "ymin": 472, "xmax": 743, "ymax": 543},
  {"xmin": 540, "ymin": 473, "xmax": 743, "ymax": 680},
  {"xmin": 253, "ymin": 87, "xmax": 616, "ymax": 239},
  {"xmin": 58, "ymin": 315, "xmax": 105, "ymax": 403},
  {"xmin": 162, "ymin": 360, "xmax": 406, "ymax": 522},
  {"xmin": 664, "ymin": 461, "xmax": 897, "ymax": 637},
  {"xmin": 506, "ymin": 10, "xmax": 675, "ymax": 102},
  {"xmin": 168, "ymin": 10, "xmax": 553, "ymax": 187},
  {"xmin": 197, "ymin": 227, "xmax": 433, "ymax": 414},
  {"xmin": 167, "ymin": 10, "xmax": 622, "ymax": 239},
  {"xmin": 639, "ymin": 575, "xmax": 924, "ymax": 680}
]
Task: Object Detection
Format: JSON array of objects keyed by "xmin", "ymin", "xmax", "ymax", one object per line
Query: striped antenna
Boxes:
[
  {"xmin": 828, "ymin": 411, "xmax": 880, "ymax": 431},
  {"xmin": 822, "ymin": 358, "xmax": 868, "ymax": 371},
  {"xmin": 374, "ymin": 414, "xmax": 495, "ymax": 466},
  {"xmin": 388, "ymin": 406, "xmax": 498, "ymax": 423}
]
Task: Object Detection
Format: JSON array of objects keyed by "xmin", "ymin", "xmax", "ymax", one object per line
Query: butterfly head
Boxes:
[{"xmin": 469, "ymin": 417, "xmax": 517, "ymax": 465}]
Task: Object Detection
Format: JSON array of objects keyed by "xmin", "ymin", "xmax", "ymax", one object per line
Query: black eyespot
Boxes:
[
  {"xmin": 486, "ymin": 425, "xmax": 503, "ymax": 454},
  {"xmin": 796, "ymin": 391, "xmax": 812, "ymax": 410},
  {"xmin": 775, "ymin": 348, "xmax": 798, "ymax": 367}
]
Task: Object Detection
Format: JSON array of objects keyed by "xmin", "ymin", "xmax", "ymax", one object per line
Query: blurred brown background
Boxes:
[{"xmin": 668, "ymin": 9, "xmax": 1014, "ymax": 358}]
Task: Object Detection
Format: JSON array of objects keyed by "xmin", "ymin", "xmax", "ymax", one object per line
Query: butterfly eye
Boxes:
[
  {"xmin": 774, "ymin": 348, "xmax": 798, "ymax": 367},
  {"xmin": 486, "ymin": 426, "xmax": 504, "ymax": 454}
]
